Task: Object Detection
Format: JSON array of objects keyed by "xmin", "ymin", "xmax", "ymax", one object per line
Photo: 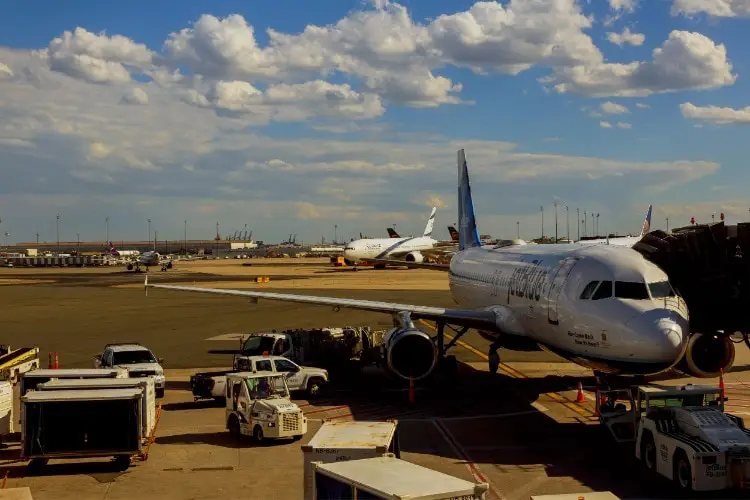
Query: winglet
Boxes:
[
  {"xmin": 144, "ymin": 274, "xmax": 148, "ymax": 296},
  {"xmin": 639, "ymin": 204, "xmax": 653, "ymax": 237},
  {"xmin": 457, "ymin": 149, "xmax": 481, "ymax": 251},
  {"xmin": 423, "ymin": 207, "xmax": 437, "ymax": 237}
]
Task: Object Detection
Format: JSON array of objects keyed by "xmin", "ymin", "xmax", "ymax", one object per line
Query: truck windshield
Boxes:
[
  {"xmin": 242, "ymin": 336, "xmax": 277, "ymax": 355},
  {"xmin": 246, "ymin": 376, "xmax": 289, "ymax": 400},
  {"xmin": 112, "ymin": 350, "xmax": 156, "ymax": 364}
]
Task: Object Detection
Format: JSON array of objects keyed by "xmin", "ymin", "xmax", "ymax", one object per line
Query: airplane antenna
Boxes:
[{"xmin": 144, "ymin": 274, "xmax": 148, "ymax": 296}]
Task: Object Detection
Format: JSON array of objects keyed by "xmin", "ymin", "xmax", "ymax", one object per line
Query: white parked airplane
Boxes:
[
  {"xmin": 110, "ymin": 243, "xmax": 172, "ymax": 272},
  {"xmin": 576, "ymin": 205, "xmax": 652, "ymax": 248},
  {"xmin": 143, "ymin": 150, "xmax": 735, "ymax": 386},
  {"xmin": 343, "ymin": 207, "xmax": 449, "ymax": 268}
]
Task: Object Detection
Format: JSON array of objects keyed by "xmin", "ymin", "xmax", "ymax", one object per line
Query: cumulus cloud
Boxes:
[
  {"xmin": 635, "ymin": 102, "xmax": 650, "ymax": 108},
  {"xmin": 121, "ymin": 87, "xmax": 148, "ymax": 105},
  {"xmin": 610, "ymin": 0, "xmax": 638, "ymax": 12},
  {"xmin": 600, "ymin": 101, "xmax": 630, "ymax": 114},
  {"xmin": 680, "ymin": 102, "xmax": 750, "ymax": 124},
  {"xmin": 616, "ymin": 122, "xmax": 632, "ymax": 129},
  {"xmin": 607, "ymin": 27, "xmax": 645, "ymax": 47},
  {"xmin": 671, "ymin": 0, "xmax": 750, "ymax": 17},
  {"xmin": 600, "ymin": 121, "xmax": 613, "ymax": 128},
  {"xmin": 0, "ymin": 62, "xmax": 13, "ymax": 80}
]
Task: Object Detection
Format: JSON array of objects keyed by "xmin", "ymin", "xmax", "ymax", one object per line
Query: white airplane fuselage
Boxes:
[
  {"xmin": 448, "ymin": 243, "xmax": 689, "ymax": 376},
  {"xmin": 576, "ymin": 236, "xmax": 642, "ymax": 247},
  {"xmin": 344, "ymin": 236, "xmax": 438, "ymax": 262}
]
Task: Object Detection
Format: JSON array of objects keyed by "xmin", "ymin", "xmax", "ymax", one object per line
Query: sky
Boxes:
[{"xmin": 0, "ymin": 0, "xmax": 749, "ymax": 245}]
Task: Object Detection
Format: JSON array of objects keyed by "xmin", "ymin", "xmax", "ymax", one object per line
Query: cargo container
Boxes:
[
  {"xmin": 38, "ymin": 377, "xmax": 156, "ymax": 440},
  {"xmin": 529, "ymin": 494, "xmax": 620, "ymax": 500},
  {"xmin": 0, "ymin": 487, "xmax": 33, "ymax": 499},
  {"xmin": 20, "ymin": 368, "xmax": 127, "ymax": 396},
  {"xmin": 311, "ymin": 456, "xmax": 489, "ymax": 499},
  {"xmin": 21, "ymin": 388, "xmax": 143, "ymax": 470},
  {"xmin": 302, "ymin": 420, "xmax": 399, "ymax": 500},
  {"xmin": 0, "ymin": 381, "xmax": 12, "ymax": 443}
]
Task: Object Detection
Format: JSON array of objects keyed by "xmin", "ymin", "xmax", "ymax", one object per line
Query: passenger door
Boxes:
[
  {"xmin": 254, "ymin": 359, "xmax": 273, "ymax": 372},
  {"xmin": 274, "ymin": 359, "xmax": 303, "ymax": 390},
  {"xmin": 547, "ymin": 257, "xmax": 580, "ymax": 325}
]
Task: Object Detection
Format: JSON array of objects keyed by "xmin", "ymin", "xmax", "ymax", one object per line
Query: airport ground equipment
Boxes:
[
  {"xmin": 597, "ymin": 383, "xmax": 750, "ymax": 492},
  {"xmin": 224, "ymin": 371, "xmax": 306, "ymax": 444},
  {"xmin": 93, "ymin": 343, "xmax": 166, "ymax": 398},
  {"xmin": 37, "ymin": 377, "xmax": 156, "ymax": 441},
  {"xmin": 529, "ymin": 494, "xmax": 620, "ymax": 500},
  {"xmin": 20, "ymin": 368, "xmax": 128, "ymax": 397},
  {"xmin": 634, "ymin": 221, "xmax": 750, "ymax": 378},
  {"xmin": 310, "ymin": 455, "xmax": 489, "ymax": 500},
  {"xmin": 21, "ymin": 388, "xmax": 144, "ymax": 471},
  {"xmin": 0, "ymin": 346, "xmax": 40, "ymax": 384},
  {"xmin": 302, "ymin": 420, "xmax": 400, "ymax": 500},
  {"xmin": 0, "ymin": 487, "xmax": 34, "ymax": 499},
  {"xmin": 0, "ymin": 381, "xmax": 13, "ymax": 444}
]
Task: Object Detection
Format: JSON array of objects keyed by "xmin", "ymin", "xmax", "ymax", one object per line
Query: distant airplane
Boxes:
[
  {"xmin": 576, "ymin": 205, "xmax": 653, "ymax": 248},
  {"xmin": 110, "ymin": 243, "xmax": 172, "ymax": 272},
  {"xmin": 145, "ymin": 150, "xmax": 728, "ymax": 388}
]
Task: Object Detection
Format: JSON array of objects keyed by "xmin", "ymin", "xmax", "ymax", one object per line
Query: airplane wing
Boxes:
[{"xmin": 144, "ymin": 277, "xmax": 496, "ymax": 330}]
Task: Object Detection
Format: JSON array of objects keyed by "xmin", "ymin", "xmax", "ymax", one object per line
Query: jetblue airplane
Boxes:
[
  {"xmin": 144, "ymin": 150, "xmax": 734, "ymax": 385},
  {"xmin": 575, "ymin": 205, "xmax": 653, "ymax": 248},
  {"xmin": 110, "ymin": 243, "xmax": 172, "ymax": 272}
]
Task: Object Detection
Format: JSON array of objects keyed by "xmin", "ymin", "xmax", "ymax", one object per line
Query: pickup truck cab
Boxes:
[
  {"xmin": 225, "ymin": 371, "xmax": 307, "ymax": 443},
  {"xmin": 94, "ymin": 343, "xmax": 166, "ymax": 398},
  {"xmin": 234, "ymin": 355, "xmax": 328, "ymax": 397}
]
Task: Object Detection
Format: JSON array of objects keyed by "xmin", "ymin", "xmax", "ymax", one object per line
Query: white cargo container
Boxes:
[
  {"xmin": 311, "ymin": 456, "xmax": 489, "ymax": 500},
  {"xmin": 529, "ymin": 494, "xmax": 620, "ymax": 500},
  {"xmin": 0, "ymin": 381, "xmax": 13, "ymax": 442},
  {"xmin": 0, "ymin": 486, "xmax": 34, "ymax": 499},
  {"xmin": 37, "ymin": 377, "xmax": 156, "ymax": 440},
  {"xmin": 302, "ymin": 420, "xmax": 400, "ymax": 500},
  {"xmin": 20, "ymin": 368, "xmax": 128, "ymax": 396},
  {"xmin": 21, "ymin": 388, "xmax": 143, "ymax": 470}
]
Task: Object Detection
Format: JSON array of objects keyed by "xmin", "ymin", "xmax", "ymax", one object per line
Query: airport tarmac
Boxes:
[{"xmin": 1, "ymin": 259, "xmax": 749, "ymax": 499}]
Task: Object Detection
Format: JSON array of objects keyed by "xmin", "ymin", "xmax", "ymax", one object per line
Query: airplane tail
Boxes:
[
  {"xmin": 422, "ymin": 207, "xmax": 437, "ymax": 237},
  {"xmin": 639, "ymin": 205, "xmax": 653, "ymax": 237},
  {"xmin": 447, "ymin": 226, "xmax": 459, "ymax": 242},
  {"xmin": 108, "ymin": 242, "xmax": 120, "ymax": 257},
  {"xmin": 457, "ymin": 149, "xmax": 481, "ymax": 251},
  {"xmin": 387, "ymin": 228, "xmax": 400, "ymax": 238}
]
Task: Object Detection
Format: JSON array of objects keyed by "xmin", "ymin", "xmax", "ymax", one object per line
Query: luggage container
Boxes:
[
  {"xmin": 37, "ymin": 377, "xmax": 156, "ymax": 440},
  {"xmin": 310, "ymin": 455, "xmax": 489, "ymax": 499},
  {"xmin": 302, "ymin": 420, "xmax": 400, "ymax": 500},
  {"xmin": 0, "ymin": 487, "xmax": 33, "ymax": 499},
  {"xmin": 21, "ymin": 388, "xmax": 143, "ymax": 470},
  {"xmin": 20, "ymin": 368, "xmax": 127, "ymax": 396},
  {"xmin": 0, "ymin": 381, "xmax": 12, "ymax": 443}
]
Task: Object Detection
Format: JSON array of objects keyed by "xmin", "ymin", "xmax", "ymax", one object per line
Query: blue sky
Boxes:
[{"xmin": 0, "ymin": 0, "xmax": 748, "ymax": 244}]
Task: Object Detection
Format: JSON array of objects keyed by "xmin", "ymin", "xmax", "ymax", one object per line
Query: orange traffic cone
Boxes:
[
  {"xmin": 576, "ymin": 380, "xmax": 585, "ymax": 403},
  {"xmin": 54, "ymin": 352, "xmax": 59, "ymax": 369},
  {"xmin": 408, "ymin": 377, "xmax": 415, "ymax": 404},
  {"xmin": 720, "ymin": 368, "xmax": 727, "ymax": 401}
]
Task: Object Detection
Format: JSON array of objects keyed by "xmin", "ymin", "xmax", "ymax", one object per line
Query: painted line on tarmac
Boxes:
[
  {"xmin": 419, "ymin": 320, "xmax": 594, "ymax": 419},
  {"xmin": 432, "ymin": 418, "xmax": 504, "ymax": 500}
]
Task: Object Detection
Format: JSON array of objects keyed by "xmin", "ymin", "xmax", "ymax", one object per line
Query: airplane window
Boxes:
[
  {"xmin": 615, "ymin": 282, "xmax": 650, "ymax": 300},
  {"xmin": 579, "ymin": 281, "xmax": 600, "ymax": 300},
  {"xmin": 591, "ymin": 281, "xmax": 612, "ymax": 300},
  {"xmin": 648, "ymin": 281, "xmax": 676, "ymax": 298}
]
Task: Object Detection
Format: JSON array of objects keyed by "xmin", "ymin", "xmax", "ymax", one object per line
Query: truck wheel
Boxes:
[
  {"xmin": 113, "ymin": 455, "xmax": 131, "ymax": 471},
  {"xmin": 673, "ymin": 450, "xmax": 693, "ymax": 492},
  {"xmin": 640, "ymin": 433, "xmax": 656, "ymax": 472},
  {"xmin": 228, "ymin": 416, "xmax": 241, "ymax": 437},
  {"xmin": 253, "ymin": 425, "xmax": 264, "ymax": 443},
  {"xmin": 307, "ymin": 378, "xmax": 324, "ymax": 398},
  {"xmin": 156, "ymin": 388, "xmax": 165, "ymax": 398},
  {"xmin": 292, "ymin": 435, "xmax": 302, "ymax": 442},
  {"xmin": 27, "ymin": 458, "xmax": 48, "ymax": 474}
]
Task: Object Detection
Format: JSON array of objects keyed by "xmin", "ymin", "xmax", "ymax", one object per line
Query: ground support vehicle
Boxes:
[
  {"xmin": 224, "ymin": 371, "xmax": 307, "ymax": 443},
  {"xmin": 93, "ymin": 343, "xmax": 166, "ymax": 398},
  {"xmin": 0, "ymin": 346, "xmax": 40, "ymax": 384},
  {"xmin": 597, "ymin": 383, "xmax": 750, "ymax": 493}
]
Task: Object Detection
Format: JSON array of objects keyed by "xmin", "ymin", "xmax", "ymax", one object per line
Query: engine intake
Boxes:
[
  {"xmin": 404, "ymin": 252, "xmax": 424, "ymax": 263},
  {"xmin": 678, "ymin": 332, "xmax": 735, "ymax": 378},
  {"xmin": 383, "ymin": 327, "xmax": 437, "ymax": 381}
]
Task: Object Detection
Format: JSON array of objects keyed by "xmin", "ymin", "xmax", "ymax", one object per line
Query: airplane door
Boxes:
[{"xmin": 547, "ymin": 257, "xmax": 580, "ymax": 325}]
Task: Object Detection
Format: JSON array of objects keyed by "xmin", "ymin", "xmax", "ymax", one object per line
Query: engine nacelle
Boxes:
[
  {"xmin": 677, "ymin": 333, "xmax": 735, "ymax": 378},
  {"xmin": 382, "ymin": 327, "xmax": 437, "ymax": 381},
  {"xmin": 404, "ymin": 251, "xmax": 424, "ymax": 263}
]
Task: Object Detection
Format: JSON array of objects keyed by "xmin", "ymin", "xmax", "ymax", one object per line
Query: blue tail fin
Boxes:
[
  {"xmin": 457, "ymin": 149, "xmax": 481, "ymax": 251},
  {"xmin": 640, "ymin": 204, "xmax": 653, "ymax": 237}
]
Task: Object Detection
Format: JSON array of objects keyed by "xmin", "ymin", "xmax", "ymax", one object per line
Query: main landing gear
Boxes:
[{"xmin": 431, "ymin": 321, "xmax": 472, "ymax": 378}]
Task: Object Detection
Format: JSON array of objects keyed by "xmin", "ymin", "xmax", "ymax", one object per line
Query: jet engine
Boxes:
[
  {"xmin": 404, "ymin": 251, "xmax": 424, "ymax": 263},
  {"xmin": 677, "ymin": 332, "xmax": 735, "ymax": 378},
  {"xmin": 382, "ymin": 327, "xmax": 437, "ymax": 381}
]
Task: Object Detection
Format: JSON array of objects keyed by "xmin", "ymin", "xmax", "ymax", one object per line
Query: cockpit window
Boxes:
[
  {"xmin": 591, "ymin": 281, "xmax": 612, "ymax": 300},
  {"xmin": 615, "ymin": 281, "xmax": 650, "ymax": 300},
  {"xmin": 580, "ymin": 281, "xmax": 600, "ymax": 299},
  {"xmin": 648, "ymin": 281, "xmax": 676, "ymax": 298}
]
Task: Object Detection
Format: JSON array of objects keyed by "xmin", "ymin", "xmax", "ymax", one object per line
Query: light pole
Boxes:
[
  {"xmin": 583, "ymin": 211, "xmax": 587, "ymax": 238},
  {"xmin": 596, "ymin": 213, "xmax": 600, "ymax": 236},
  {"xmin": 516, "ymin": 221, "xmax": 520, "ymax": 239},
  {"xmin": 184, "ymin": 220, "xmax": 187, "ymax": 255},
  {"xmin": 3, "ymin": 232, "xmax": 8, "ymax": 247},
  {"xmin": 334, "ymin": 224, "xmax": 338, "ymax": 243},
  {"xmin": 565, "ymin": 205, "xmax": 569, "ymax": 242},
  {"xmin": 77, "ymin": 233, "xmax": 80, "ymax": 254},
  {"xmin": 666, "ymin": 217, "xmax": 669, "ymax": 231},
  {"xmin": 35, "ymin": 232, "xmax": 39, "ymax": 245},
  {"xmin": 105, "ymin": 216, "xmax": 109, "ymax": 244},
  {"xmin": 576, "ymin": 208, "xmax": 580, "ymax": 241},
  {"xmin": 553, "ymin": 202, "xmax": 558, "ymax": 243},
  {"xmin": 540, "ymin": 206, "xmax": 544, "ymax": 240},
  {"xmin": 148, "ymin": 219, "xmax": 151, "ymax": 245},
  {"xmin": 56, "ymin": 213, "xmax": 60, "ymax": 254},
  {"xmin": 712, "ymin": 213, "xmax": 715, "ymax": 223}
]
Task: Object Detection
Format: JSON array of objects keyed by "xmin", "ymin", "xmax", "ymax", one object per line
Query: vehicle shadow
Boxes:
[{"xmin": 155, "ymin": 431, "xmax": 297, "ymax": 450}]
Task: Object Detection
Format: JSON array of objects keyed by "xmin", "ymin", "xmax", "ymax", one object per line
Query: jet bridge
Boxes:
[{"xmin": 634, "ymin": 221, "xmax": 750, "ymax": 376}]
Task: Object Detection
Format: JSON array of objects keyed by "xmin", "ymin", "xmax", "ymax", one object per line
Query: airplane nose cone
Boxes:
[
  {"xmin": 626, "ymin": 311, "xmax": 687, "ymax": 363},
  {"xmin": 657, "ymin": 317, "xmax": 684, "ymax": 351}
]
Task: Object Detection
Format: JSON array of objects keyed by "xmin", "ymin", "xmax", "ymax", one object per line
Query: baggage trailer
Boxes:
[
  {"xmin": 37, "ymin": 377, "xmax": 157, "ymax": 442},
  {"xmin": 302, "ymin": 420, "xmax": 400, "ymax": 500},
  {"xmin": 0, "ymin": 381, "xmax": 12, "ymax": 444},
  {"xmin": 0, "ymin": 346, "xmax": 40, "ymax": 384},
  {"xmin": 529, "ymin": 493, "xmax": 620, "ymax": 500},
  {"xmin": 20, "ymin": 368, "xmax": 127, "ymax": 397},
  {"xmin": 21, "ymin": 388, "xmax": 143, "ymax": 471},
  {"xmin": 310, "ymin": 455, "xmax": 489, "ymax": 500},
  {"xmin": 597, "ymin": 383, "xmax": 750, "ymax": 493}
]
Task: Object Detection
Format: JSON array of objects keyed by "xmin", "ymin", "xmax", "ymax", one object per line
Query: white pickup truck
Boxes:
[
  {"xmin": 191, "ymin": 355, "xmax": 328, "ymax": 401},
  {"xmin": 93, "ymin": 343, "xmax": 166, "ymax": 398}
]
